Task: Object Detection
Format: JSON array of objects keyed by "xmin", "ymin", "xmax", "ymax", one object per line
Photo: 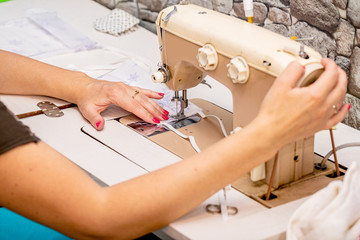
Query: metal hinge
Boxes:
[{"xmin": 37, "ymin": 101, "xmax": 64, "ymax": 117}]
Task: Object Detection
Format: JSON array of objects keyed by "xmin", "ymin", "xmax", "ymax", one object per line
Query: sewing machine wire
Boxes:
[
  {"xmin": 318, "ymin": 142, "xmax": 360, "ymax": 169},
  {"xmin": 161, "ymin": 112, "xmax": 234, "ymax": 221}
]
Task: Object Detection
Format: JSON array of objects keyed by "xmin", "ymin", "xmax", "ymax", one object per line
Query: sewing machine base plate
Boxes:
[
  {"xmin": 119, "ymin": 98, "xmax": 345, "ymax": 208},
  {"xmin": 119, "ymin": 98, "xmax": 234, "ymax": 159},
  {"xmin": 232, "ymin": 158, "xmax": 345, "ymax": 208}
]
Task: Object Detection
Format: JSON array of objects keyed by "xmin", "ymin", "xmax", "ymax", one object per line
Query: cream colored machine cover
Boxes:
[{"xmin": 154, "ymin": 4, "xmax": 325, "ymax": 189}]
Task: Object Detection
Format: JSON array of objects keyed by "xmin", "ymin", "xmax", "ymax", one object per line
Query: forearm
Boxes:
[
  {"xmin": 0, "ymin": 50, "xmax": 94, "ymax": 103},
  {"xmin": 0, "ymin": 118, "xmax": 277, "ymax": 240},
  {"xmin": 100, "ymin": 117, "xmax": 278, "ymax": 239}
]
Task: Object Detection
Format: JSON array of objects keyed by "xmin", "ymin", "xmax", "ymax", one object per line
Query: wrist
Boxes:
[
  {"xmin": 63, "ymin": 72, "xmax": 96, "ymax": 104},
  {"xmin": 245, "ymin": 115, "xmax": 283, "ymax": 157}
]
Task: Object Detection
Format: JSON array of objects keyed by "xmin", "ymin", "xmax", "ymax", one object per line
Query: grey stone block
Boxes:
[
  {"xmin": 256, "ymin": 0, "xmax": 289, "ymax": 8},
  {"xmin": 268, "ymin": 7, "xmax": 291, "ymax": 26},
  {"xmin": 348, "ymin": 0, "xmax": 360, "ymax": 28},
  {"xmin": 333, "ymin": 19, "xmax": 355, "ymax": 57},
  {"xmin": 264, "ymin": 23, "xmax": 290, "ymax": 37},
  {"xmin": 343, "ymin": 93, "xmax": 360, "ymax": 130},
  {"xmin": 336, "ymin": 55, "xmax": 350, "ymax": 78},
  {"xmin": 290, "ymin": 21, "xmax": 337, "ymax": 59},
  {"xmin": 333, "ymin": 0, "xmax": 347, "ymax": 10},
  {"xmin": 212, "ymin": 0, "xmax": 233, "ymax": 14},
  {"xmin": 349, "ymin": 47, "xmax": 360, "ymax": 98},
  {"xmin": 290, "ymin": 0, "xmax": 340, "ymax": 34},
  {"xmin": 138, "ymin": 0, "xmax": 167, "ymax": 12}
]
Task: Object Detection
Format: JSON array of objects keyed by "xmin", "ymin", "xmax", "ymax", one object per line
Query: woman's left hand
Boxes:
[{"xmin": 75, "ymin": 80, "xmax": 169, "ymax": 130}]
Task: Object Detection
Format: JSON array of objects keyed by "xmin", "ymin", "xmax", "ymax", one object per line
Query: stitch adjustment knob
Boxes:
[
  {"xmin": 197, "ymin": 44, "xmax": 218, "ymax": 71},
  {"xmin": 227, "ymin": 56, "xmax": 249, "ymax": 84}
]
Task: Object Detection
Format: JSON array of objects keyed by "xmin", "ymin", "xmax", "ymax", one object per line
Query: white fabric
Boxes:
[
  {"xmin": 94, "ymin": 9, "xmax": 140, "ymax": 36},
  {"xmin": 287, "ymin": 162, "xmax": 360, "ymax": 240}
]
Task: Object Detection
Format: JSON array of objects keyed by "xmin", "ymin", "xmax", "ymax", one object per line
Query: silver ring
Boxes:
[
  {"xmin": 132, "ymin": 90, "xmax": 140, "ymax": 99},
  {"xmin": 332, "ymin": 104, "xmax": 338, "ymax": 114}
]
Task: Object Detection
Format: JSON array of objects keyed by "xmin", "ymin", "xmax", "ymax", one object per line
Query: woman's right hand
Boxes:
[{"xmin": 253, "ymin": 58, "xmax": 349, "ymax": 150}]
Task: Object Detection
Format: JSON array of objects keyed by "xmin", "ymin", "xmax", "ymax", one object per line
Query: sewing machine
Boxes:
[
  {"xmin": 3, "ymin": 0, "xmax": 354, "ymax": 238},
  {"xmin": 151, "ymin": 3, "xmax": 343, "ymax": 207}
]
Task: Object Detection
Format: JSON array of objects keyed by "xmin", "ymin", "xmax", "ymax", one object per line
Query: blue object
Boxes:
[{"xmin": 0, "ymin": 207, "xmax": 72, "ymax": 240}]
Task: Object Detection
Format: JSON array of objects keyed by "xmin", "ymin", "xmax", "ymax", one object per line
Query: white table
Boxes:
[{"xmin": 1, "ymin": 0, "xmax": 359, "ymax": 239}]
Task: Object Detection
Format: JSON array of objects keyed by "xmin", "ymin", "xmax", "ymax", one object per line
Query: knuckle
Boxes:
[
  {"xmin": 340, "ymin": 83, "xmax": 347, "ymax": 94},
  {"xmin": 81, "ymin": 104, "xmax": 93, "ymax": 114},
  {"xmin": 107, "ymin": 86, "xmax": 120, "ymax": 97},
  {"xmin": 309, "ymin": 91, "xmax": 323, "ymax": 103}
]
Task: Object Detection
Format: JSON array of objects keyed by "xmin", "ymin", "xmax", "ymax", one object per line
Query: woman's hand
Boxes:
[
  {"xmin": 254, "ymin": 58, "xmax": 349, "ymax": 149},
  {"xmin": 0, "ymin": 50, "xmax": 169, "ymax": 130},
  {"xmin": 75, "ymin": 79, "xmax": 169, "ymax": 130}
]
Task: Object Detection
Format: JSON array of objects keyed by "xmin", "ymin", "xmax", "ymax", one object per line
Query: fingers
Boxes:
[
  {"xmin": 129, "ymin": 102, "xmax": 163, "ymax": 124},
  {"xmin": 76, "ymin": 81, "xmax": 169, "ymax": 130},
  {"xmin": 311, "ymin": 58, "xmax": 340, "ymax": 96},
  {"xmin": 113, "ymin": 84, "xmax": 169, "ymax": 124},
  {"xmin": 78, "ymin": 104, "xmax": 106, "ymax": 130},
  {"xmin": 131, "ymin": 91, "xmax": 169, "ymax": 123},
  {"xmin": 326, "ymin": 103, "xmax": 351, "ymax": 129},
  {"xmin": 286, "ymin": 58, "xmax": 348, "ymax": 131},
  {"xmin": 326, "ymin": 66, "xmax": 347, "ymax": 107},
  {"xmin": 275, "ymin": 61, "xmax": 305, "ymax": 89},
  {"xmin": 258, "ymin": 58, "xmax": 349, "ymax": 145},
  {"xmin": 132, "ymin": 87, "xmax": 166, "ymax": 117},
  {"xmin": 135, "ymin": 87, "xmax": 165, "ymax": 100},
  {"xmin": 318, "ymin": 62, "xmax": 348, "ymax": 128}
]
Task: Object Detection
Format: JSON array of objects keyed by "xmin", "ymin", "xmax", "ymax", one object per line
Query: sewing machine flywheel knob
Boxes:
[
  {"xmin": 227, "ymin": 56, "xmax": 249, "ymax": 84},
  {"xmin": 152, "ymin": 66, "xmax": 170, "ymax": 83},
  {"xmin": 196, "ymin": 44, "xmax": 218, "ymax": 71},
  {"xmin": 152, "ymin": 71, "xmax": 165, "ymax": 83}
]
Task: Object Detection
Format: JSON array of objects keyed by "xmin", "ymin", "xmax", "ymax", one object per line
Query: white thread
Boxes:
[
  {"xmin": 161, "ymin": 112, "xmax": 230, "ymax": 220},
  {"xmin": 201, "ymin": 114, "xmax": 228, "ymax": 138},
  {"xmin": 161, "ymin": 122, "xmax": 202, "ymax": 153}
]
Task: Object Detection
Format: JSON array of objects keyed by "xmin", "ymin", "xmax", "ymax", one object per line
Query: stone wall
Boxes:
[{"xmin": 95, "ymin": 0, "xmax": 360, "ymax": 130}]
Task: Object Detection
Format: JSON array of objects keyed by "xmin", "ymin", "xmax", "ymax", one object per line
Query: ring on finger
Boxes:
[
  {"xmin": 132, "ymin": 90, "xmax": 140, "ymax": 99},
  {"xmin": 332, "ymin": 104, "xmax": 338, "ymax": 114}
]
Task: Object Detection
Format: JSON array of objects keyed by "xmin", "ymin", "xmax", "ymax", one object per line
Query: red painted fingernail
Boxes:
[
  {"xmin": 163, "ymin": 109, "xmax": 169, "ymax": 115},
  {"xmin": 152, "ymin": 117, "xmax": 160, "ymax": 124},
  {"xmin": 302, "ymin": 65, "xmax": 306, "ymax": 69},
  {"xmin": 348, "ymin": 104, "xmax": 351, "ymax": 110},
  {"xmin": 158, "ymin": 93, "xmax": 165, "ymax": 96},
  {"xmin": 96, "ymin": 121, "xmax": 101, "ymax": 128},
  {"xmin": 162, "ymin": 114, "xmax": 169, "ymax": 120}
]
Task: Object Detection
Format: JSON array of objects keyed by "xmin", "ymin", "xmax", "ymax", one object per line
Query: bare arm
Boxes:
[
  {"xmin": 0, "ymin": 118, "xmax": 276, "ymax": 240},
  {"xmin": 0, "ymin": 59, "xmax": 349, "ymax": 239},
  {"xmin": 0, "ymin": 50, "xmax": 168, "ymax": 128}
]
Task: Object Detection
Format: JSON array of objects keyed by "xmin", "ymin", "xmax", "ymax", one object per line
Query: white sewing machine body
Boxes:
[{"xmin": 153, "ymin": 3, "xmax": 326, "ymax": 193}]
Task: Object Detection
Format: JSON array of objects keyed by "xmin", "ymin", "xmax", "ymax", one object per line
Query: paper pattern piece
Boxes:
[
  {"xmin": 98, "ymin": 60, "xmax": 202, "ymax": 121},
  {"xmin": 27, "ymin": 8, "xmax": 97, "ymax": 50},
  {"xmin": 0, "ymin": 9, "xmax": 96, "ymax": 58}
]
